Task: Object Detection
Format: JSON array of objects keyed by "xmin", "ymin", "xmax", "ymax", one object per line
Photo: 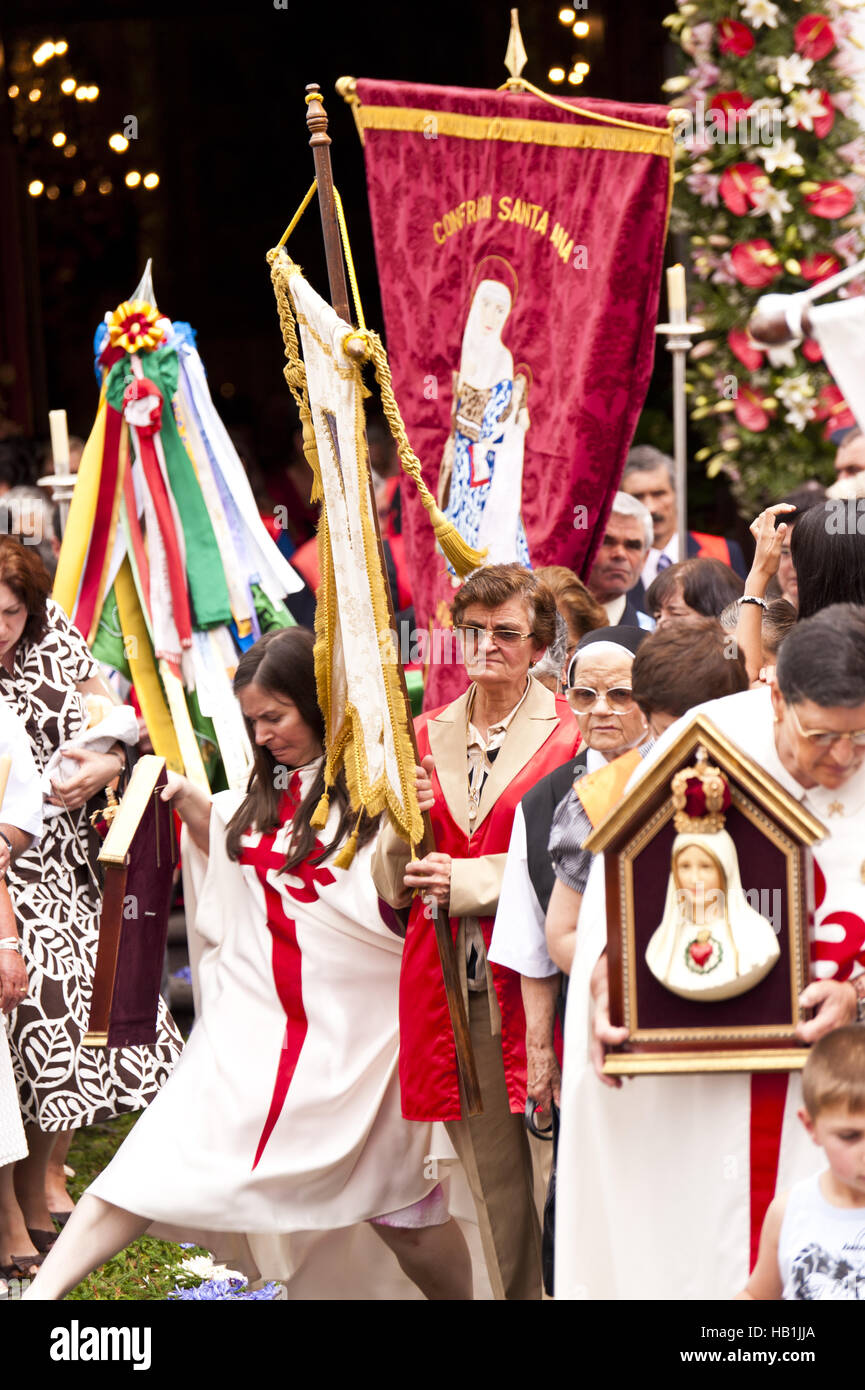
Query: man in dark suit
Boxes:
[{"xmin": 584, "ymin": 492, "xmax": 654, "ymax": 631}]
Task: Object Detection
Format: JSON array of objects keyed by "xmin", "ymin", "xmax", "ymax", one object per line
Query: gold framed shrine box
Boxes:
[{"xmin": 583, "ymin": 714, "xmax": 826, "ymax": 1077}]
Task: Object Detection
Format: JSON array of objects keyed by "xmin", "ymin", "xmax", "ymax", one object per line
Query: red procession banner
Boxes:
[{"xmin": 346, "ymin": 79, "xmax": 674, "ymax": 706}]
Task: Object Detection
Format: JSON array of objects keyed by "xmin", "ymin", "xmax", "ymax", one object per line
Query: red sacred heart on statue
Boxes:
[{"xmin": 690, "ymin": 940, "xmax": 713, "ymax": 969}]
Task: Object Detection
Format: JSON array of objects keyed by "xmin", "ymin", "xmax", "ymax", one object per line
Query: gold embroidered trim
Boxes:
[{"xmin": 355, "ymin": 104, "xmax": 674, "ymax": 159}]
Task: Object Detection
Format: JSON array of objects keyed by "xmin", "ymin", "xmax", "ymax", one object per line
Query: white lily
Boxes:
[
  {"xmin": 776, "ymin": 54, "xmax": 814, "ymax": 94},
  {"xmin": 752, "ymin": 184, "xmax": 794, "ymax": 227},
  {"xmin": 785, "ymin": 89, "xmax": 831, "ymax": 132},
  {"xmin": 757, "ymin": 137, "xmax": 805, "ymax": 175},
  {"xmin": 741, "ymin": 0, "xmax": 781, "ymax": 28}
]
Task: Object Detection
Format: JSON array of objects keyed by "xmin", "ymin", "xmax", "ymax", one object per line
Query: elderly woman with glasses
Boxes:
[
  {"xmin": 372, "ymin": 562, "xmax": 580, "ymax": 1302},
  {"xmin": 489, "ymin": 627, "xmax": 651, "ymax": 1114}
]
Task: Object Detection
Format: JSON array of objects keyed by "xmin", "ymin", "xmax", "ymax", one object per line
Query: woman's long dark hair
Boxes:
[
  {"xmin": 791, "ymin": 502, "xmax": 865, "ymax": 620},
  {"xmin": 225, "ymin": 627, "xmax": 378, "ymax": 870}
]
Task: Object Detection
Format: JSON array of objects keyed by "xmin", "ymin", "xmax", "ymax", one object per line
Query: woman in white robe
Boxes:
[{"xmin": 25, "ymin": 628, "xmax": 472, "ymax": 1300}]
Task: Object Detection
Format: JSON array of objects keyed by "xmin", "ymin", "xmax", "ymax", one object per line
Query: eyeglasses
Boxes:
[
  {"xmin": 786, "ymin": 700, "xmax": 865, "ymax": 749},
  {"xmin": 455, "ymin": 624, "xmax": 534, "ymax": 649},
  {"xmin": 566, "ymin": 685, "xmax": 636, "ymax": 714}
]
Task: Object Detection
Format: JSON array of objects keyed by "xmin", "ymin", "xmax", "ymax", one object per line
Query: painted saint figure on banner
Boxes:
[{"xmin": 438, "ymin": 260, "xmax": 531, "ymax": 575}]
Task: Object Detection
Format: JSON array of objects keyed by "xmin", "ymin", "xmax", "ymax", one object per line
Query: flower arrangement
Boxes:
[
  {"xmin": 665, "ymin": 0, "xmax": 865, "ymax": 507},
  {"xmin": 169, "ymin": 1277, "xmax": 284, "ymax": 1301},
  {"xmin": 167, "ymin": 1252, "xmax": 284, "ymax": 1300}
]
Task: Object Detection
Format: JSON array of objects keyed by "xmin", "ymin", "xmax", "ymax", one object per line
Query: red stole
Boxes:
[{"xmin": 398, "ymin": 696, "xmax": 580, "ymax": 1121}]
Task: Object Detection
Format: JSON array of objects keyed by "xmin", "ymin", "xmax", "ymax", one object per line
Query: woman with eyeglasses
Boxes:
[
  {"xmin": 372, "ymin": 562, "xmax": 580, "ymax": 1301},
  {"xmin": 489, "ymin": 626, "xmax": 650, "ymax": 1107},
  {"xmin": 556, "ymin": 603, "xmax": 865, "ymax": 1302}
]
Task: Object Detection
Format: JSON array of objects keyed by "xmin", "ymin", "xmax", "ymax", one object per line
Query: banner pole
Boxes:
[{"xmin": 304, "ymin": 85, "xmax": 482, "ymax": 1116}]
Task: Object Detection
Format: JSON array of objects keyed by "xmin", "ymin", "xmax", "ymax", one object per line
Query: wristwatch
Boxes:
[
  {"xmin": 852, "ymin": 976, "xmax": 865, "ymax": 1025},
  {"xmin": 739, "ymin": 595, "xmax": 768, "ymax": 610}
]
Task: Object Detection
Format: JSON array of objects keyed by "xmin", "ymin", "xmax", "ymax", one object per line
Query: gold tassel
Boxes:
[
  {"xmin": 367, "ymin": 333, "xmax": 487, "ymax": 579},
  {"xmin": 333, "ymin": 826, "xmax": 359, "ymax": 870},
  {"xmin": 310, "ymin": 790, "xmax": 330, "ymax": 829},
  {"xmin": 300, "ymin": 411, "xmax": 323, "ymax": 503},
  {"xmin": 428, "ymin": 503, "xmax": 489, "ymax": 579}
]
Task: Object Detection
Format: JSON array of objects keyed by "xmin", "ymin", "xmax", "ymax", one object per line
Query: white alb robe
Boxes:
[{"xmin": 89, "ymin": 778, "xmax": 435, "ymax": 1233}]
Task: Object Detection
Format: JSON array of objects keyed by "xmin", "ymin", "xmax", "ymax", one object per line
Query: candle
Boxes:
[
  {"xmin": 666, "ymin": 263, "xmax": 687, "ymax": 324},
  {"xmin": 48, "ymin": 409, "xmax": 70, "ymax": 478}
]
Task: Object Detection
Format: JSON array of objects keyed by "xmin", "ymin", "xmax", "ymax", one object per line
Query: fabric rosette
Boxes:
[{"xmin": 107, "ymin": 299, "xmax": 165, "ymax": 355}]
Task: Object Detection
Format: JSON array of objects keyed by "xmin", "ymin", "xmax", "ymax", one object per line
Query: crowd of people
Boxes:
[{"xmin": 1, "ymin": 425, "xmax": 864, "ymax": 1302}]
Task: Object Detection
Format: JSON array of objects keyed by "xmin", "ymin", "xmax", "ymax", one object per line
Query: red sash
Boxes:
[{"xmin": 398, "ymin": 696, "xmax": 580, "ymax": 1121}]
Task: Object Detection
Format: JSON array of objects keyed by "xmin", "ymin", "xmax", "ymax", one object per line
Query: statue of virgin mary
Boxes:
[
  {"xmin": 645, "ymin": 748, "xmax": 780, "ymax": 1002},
  {"xmin": 645, "ymin": 829, "xmax": 780, "ymax": 1002},
  {"xmin": 437, "ymin": 260, "xmax": 531, "ymax": 573}
]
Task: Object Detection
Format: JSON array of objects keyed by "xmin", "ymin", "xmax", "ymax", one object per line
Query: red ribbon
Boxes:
[
  {"xmin": 123, "ymin": 377, "xmax": 192, "ymax": 649},
  {"xmin": 76, "ymin": 403, "xmax": 125, "ymax": 644}
]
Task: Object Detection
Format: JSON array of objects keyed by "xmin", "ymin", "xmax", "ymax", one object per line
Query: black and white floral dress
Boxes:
[{"xmin": 4, "ymin": 600, "xmax": 182, "ymax": 1131}]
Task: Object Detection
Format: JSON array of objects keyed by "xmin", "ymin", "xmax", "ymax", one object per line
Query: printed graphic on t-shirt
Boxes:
[{"xmin": 790, "ymin": 1232, "xmax": 865, "ymax": 1300}]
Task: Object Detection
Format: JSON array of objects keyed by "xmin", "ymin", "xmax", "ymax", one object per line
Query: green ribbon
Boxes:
[
  {"xmin": 106, "ymin": 349, "xmax": 232, "ymax": 628},
  {"xmin": 90, "ymin": 586, "xmax": 132, "ymax": 679},
  {"xmin": 252, "ymin": 584, "xmax": 295, "ymax": 634}
]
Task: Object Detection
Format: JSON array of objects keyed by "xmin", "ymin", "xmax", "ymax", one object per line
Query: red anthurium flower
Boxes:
[
  {"xmin": 804, "ymin": 181, "xmax": 855, "ymax": 219},
  {"xmin": 709, "ymin": 91, "xmax": 751, "ymax": 131},
  {"xmin": 800, "ymin": 252, "xmax": 841, "ymax": 283},
  {"xmin": 717, "ymin": 19, "xmax": 755, "ymax": 57},
  {"xmin": 794, "ymin": 14, "xmax": 836, "ymax": 62},
  {"xmin": 812, "ymin": 90, "xmax": 835, "ymax": 140},
  {"xmin": 815, "ymin": 384, "xmax": 856, "ymax": 438},
  {"xmin": 735, "ymin": 386, "xmax": 775, "ymax": 433},
  {"xmin": 719, "ymin": 163, "xmax": 766, "ymax": 216},
  {"xmin": 801, "ymin": 339, "xmax": 823, "ymax": 363},
  {"xmin": 730, "ymin": 240, "xmax": 783, "ymax": 289},
  {"xmin": 727, "ymin": 328, "xmax": 765, "ymax": 371}
]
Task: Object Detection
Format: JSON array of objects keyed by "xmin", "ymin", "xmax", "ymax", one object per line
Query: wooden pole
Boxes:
[{"xmin": 304, "ymin": 85, "xmax": 482, "ymax": 1116}]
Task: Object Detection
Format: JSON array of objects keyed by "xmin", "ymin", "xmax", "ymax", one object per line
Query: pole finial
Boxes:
[
  {"xmin": 504, "ymin": 9, "xmax": 528, "ymax": 84},
  {"xmin": 305, "ymin": 83, "xmax": 331, "ymax": 147}
]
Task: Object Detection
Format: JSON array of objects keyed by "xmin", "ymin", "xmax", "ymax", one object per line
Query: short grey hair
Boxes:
[
  {"xmin": 623, "ymin": 445, "xmax": 676, "ymax": 490},
  {"xmin": 609, "ymin": 490, "xmax": 653, "ymax": 551}
]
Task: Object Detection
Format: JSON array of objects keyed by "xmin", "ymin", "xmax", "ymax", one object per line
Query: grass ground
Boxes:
[{"xmin": 64, "ymin": 1113, "xmax": 205, "ymax": 1301}]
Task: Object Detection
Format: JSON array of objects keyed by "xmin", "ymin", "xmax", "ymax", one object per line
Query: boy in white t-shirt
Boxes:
[{"xmin": 739, "ymin": 1025, "xmax": 865, "ymax": 1301}]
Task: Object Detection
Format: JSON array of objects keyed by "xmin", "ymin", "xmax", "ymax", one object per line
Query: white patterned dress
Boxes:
[{"xmin": 3, "ymin": 600, "xmax": 182, "ymax": 1132}]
